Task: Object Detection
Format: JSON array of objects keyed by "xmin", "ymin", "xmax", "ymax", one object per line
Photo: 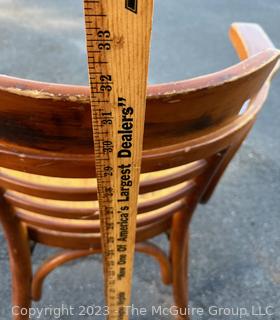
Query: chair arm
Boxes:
[{"xmin": 229, "ymin": 23, "xmax": 275, "ymax": 60}]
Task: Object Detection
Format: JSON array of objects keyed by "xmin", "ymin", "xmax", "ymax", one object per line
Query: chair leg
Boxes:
[
  {"xmin": 170, "ymin": 208, "xmax": 191, "ymax": 320},
  {"xmin": 0, "ymin": 193, "xmax": 32, "ymax": 320}
]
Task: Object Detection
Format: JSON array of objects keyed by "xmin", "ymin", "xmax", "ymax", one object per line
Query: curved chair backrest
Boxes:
[
  {"xmin": 0, "ymin": 50, "xmax": 278, "ymax": 175},
  {"xmin": 0, "ymin": 31, "xmax": 279, "ymax": 242}
]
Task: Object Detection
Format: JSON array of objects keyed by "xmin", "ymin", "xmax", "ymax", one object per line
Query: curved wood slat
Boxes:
[
  {"xmin": 4, "ymin": 180, "xmax": 194, "ymax": 219},
  {"xmin": 0, "ymin": 159, "xmax": 206, "ymax": 201},
  {"xmin": 135, "ymin": 201, "xmax": 184, "ymax": 227},
  {"xmin": 139, "ymin": 160, "xmax": 206, "ymax": 194},
  {"xmin": 138, "ymin": 181, "xmax": 195, "ymax": 214},
  {"xmin": 0, "ymin": 173, "xmax": 98, "ymax": 201},
  {"xmin": 28, "ymin": 227, "xmax": 101, "ymax": 249},
  {"xmin": 15, "ymin": 209, "xmax": 99, "ymax": 233},
  {"xmin": 14, "ymin": 198, "xmax": 185, "ymax": 233},
  {"xmin": 5, "ymin": 191, "xmax": 99, "ymax": 219},
  {"xmin": 27, "ymin": 216, "xmax": 172, "ymax": 250}
]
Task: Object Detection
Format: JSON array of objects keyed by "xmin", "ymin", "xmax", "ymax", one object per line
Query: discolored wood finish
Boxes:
[{"xmin": 0, "ymin": 23, "xmax": 279, "ymax": 319}]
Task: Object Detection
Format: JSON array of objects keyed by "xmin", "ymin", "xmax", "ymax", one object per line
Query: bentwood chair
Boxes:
[{"xmin": 0, "ymin": 23, "xmax": 279, "ymax": 319}]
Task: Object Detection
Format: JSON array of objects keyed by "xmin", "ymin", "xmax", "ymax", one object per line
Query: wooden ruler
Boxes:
[{"xmin": 84, "ymin": 1, "xmax": 153, "ymax": 319}]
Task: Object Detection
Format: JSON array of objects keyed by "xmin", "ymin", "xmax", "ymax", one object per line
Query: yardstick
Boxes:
[{"xmin": 83, "ymin": 1, "xmax": 154, "ymax": 319}]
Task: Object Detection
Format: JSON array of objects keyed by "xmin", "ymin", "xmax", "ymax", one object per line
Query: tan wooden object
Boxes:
[
  {"xmin": 0, "ymin": 23, "xmax": 279, "ymax": 319},
  {"xmin": 84, "ymin": 1, "xmax": 153, "ymax": 317}
]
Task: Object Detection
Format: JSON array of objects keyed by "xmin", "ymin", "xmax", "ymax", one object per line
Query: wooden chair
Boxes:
[{"xmin": 0, "ymin": 23, "xmax": 279, "ymax": 319}]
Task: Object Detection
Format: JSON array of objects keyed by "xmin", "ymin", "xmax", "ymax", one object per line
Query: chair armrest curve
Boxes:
[{"xmin": 229, "ymin": 22, "xmax": 276, "ymax": 60}]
